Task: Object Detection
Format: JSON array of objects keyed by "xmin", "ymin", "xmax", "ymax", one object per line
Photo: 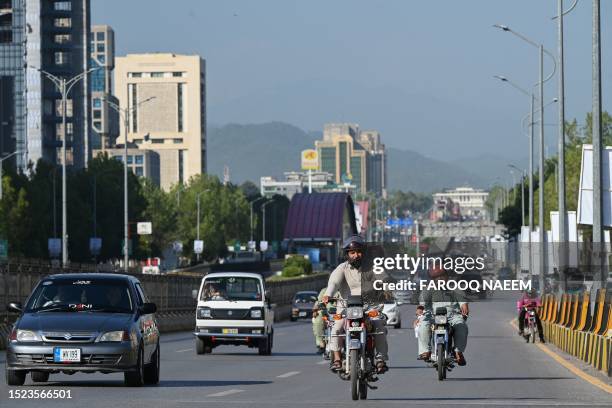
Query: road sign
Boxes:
[
  {"xmin": 0, "ymin": 239, "xmax": 7, "ymax": 261},
  {"xmin": 248, "ymin": 240, "xmax": 256, "ymax": 250},
  {"xmin": 301, "ymin": 149, "xmax": 318, "ymax": 171},
  {"xmin": 234, "ymin": 241, "xmax": 241, "ymax": 252},
  {"xmin": 577, "ymin": 144, "xmax": 612, "ymax": 226},
  {"xmin": 121, "ymin": 239, "xmax": 133, "ymax": 256},
  {"xmin": 137, "ymin": 222, "xmax": 152, "ymax": 235},
  {"xmin": 260, "ymin": 241, "xmax": 268, "ymax": 252},
  {"xmin": 172, "ymin": 241, "xmax": 183, "ymax": 253},
  {"xmin": 89, "ymin": 237, "xmax": 102, "ymax": 256},
  {"xmin": 48, "ymin": 238, "xmax": 61, "ymax": 258},
  {"xmin": 194, "ymin": 240, "xmax": 204, "ymax": 254}
]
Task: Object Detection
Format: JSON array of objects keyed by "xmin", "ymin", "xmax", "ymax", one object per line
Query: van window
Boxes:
[{"xmin": 201, "ymin": 277, "xmax": 262, "ymax": 301}]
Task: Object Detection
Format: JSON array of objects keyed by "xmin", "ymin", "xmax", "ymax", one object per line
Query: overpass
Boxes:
[{"xmin": 420, "ymin": 220, "xmax": 506, "ymax": 239}]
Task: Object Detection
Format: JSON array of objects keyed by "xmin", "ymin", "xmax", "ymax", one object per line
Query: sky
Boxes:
[{"xmin": 92, "ymin": 0, "xmax": 611, "ymax": 162}]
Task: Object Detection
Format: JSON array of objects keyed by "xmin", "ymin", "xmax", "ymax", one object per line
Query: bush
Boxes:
[
  {"xmin": 284, "ymin": 256, "xmax": 313, "ymax": 275},
  {"xmin": 281, "ymin": 265, "xmax": 304, "ymax": 278}
]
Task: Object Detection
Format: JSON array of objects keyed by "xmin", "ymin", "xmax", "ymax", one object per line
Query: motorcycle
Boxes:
[
  {"xmin": 316, "ymin": 300, "xmax": 337, "ymax": 361},
  {"xmin": 523, "ymin": 305, "xmax": 538, "ymax": 343},
  {"xmin": 329, "ymin": 296, "xmax": 385, "ymax": 400},
  {"xmin": 428, "ymin": 307, "xmax": 462, "ymax": 381}
]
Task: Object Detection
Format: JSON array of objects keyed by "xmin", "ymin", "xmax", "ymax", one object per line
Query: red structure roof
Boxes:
[{"xmin": 284, "ymin": 193, "xmax": 357, "ymax": 240}]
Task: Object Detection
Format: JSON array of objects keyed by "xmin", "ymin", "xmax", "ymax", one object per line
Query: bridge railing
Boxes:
[{"xmin": 541, "ymin": 289, "xmax": 612, "ymax": 377}]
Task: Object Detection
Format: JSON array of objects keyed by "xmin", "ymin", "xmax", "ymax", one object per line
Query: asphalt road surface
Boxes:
[{"xmin": 2, "ymin": 292, "xmax": 611, "ymax": 407}]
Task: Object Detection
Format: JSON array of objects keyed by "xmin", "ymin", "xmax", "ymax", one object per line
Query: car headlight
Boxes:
[
  {"xmin": 16, "ymin": 330, "xmax": 42, "ymax": 342},
  {"xmin": 434, "ymin": 315, "xmax": 447, "ymax": 324},
  {"xmin": 197, "ymin": 307, "xmax": 212, "ymax": 319},
  {"xmin": 98, "ymin": 330, "xmax": 127, "ymax": 342},
  {"xmin": 250, "ymin": 308, "xmax": 263, "ymax": 319}
]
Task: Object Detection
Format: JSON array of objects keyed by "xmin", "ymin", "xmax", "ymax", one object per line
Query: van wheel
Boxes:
[
  {"xmin": 31, "ymin": 371, "xmax": 49, "ymax": 383},
  {"xmin": 196, "ymin": 337, "xmax": 207, "ymax": 355},
  {"xmin": 258, "ymin": 333, "xmax": 272, "ymax": 355},
  {"xmin": 6, "ymin": 368, "xmax": 26, "ymax": 386}
]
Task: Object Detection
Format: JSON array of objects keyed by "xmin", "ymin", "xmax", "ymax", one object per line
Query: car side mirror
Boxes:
[
  {"xmin": 192, "ymin": 289, "xmax": 199, "ymax": 300},
  {"xmin": 7, "ymin": 302, "xmax": 22, "ymax": 313},
  {"xmin": 140, "ymin": 303, "xmax": 157, "ymax": 315}
]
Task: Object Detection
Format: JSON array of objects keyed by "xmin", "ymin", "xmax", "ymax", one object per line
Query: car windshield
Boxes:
[
  {"xmin": 201, "ymin": 277, "xmax": 262, "ymax": 301},
  {"xmin": 26, "ymin": 279, "xmax": 133, "ymax": 313},
  {"xmin": 294, "ymin": 293, "xmax": 317, "ymax": 303}
]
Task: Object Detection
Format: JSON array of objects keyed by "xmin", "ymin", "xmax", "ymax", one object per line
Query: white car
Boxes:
[
  {"xmin": 383, "ymin": 300, "xmax": 402, "ymax": 329},
  {"xmin": 194, "ymin": 272, "xmax": 274, "ymax": 355}
]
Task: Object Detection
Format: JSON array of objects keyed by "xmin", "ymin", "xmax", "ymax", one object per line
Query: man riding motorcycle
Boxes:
[
  {"xmin": 323, "ymin": 235, "xmax": 389, "ymax": 374},
  {"xmin": 417, "ymin": 266, "xmax": 469, "ymax": 366},
  {"xmin": 517, "ymin": 289, "xmax": 545, "ymax": 343}
]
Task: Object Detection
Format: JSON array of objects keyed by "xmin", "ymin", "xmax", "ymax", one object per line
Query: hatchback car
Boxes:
[
  {"xmin": 5, "ymin": 273, "xmax": 160, "ymax": 387},
  {"xmin": 290, "ymin": 291, "xmax": 318, "ymax": 321},
  {"xmin": 383, "ymin": 299, "xmax": 402, "ymax": 329}
]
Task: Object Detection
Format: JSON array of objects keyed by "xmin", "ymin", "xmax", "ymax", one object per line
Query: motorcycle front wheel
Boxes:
[
  {"xmin": 530, "ymin": 326, "xmax": 536, "ymax": 343},
  {"xmin": 437, "ymin": 343, "xmax": 445, "ymax": 381},
  {"xmin": 350, "ymin": 349, "xmax": 359, "ymax": 400}
]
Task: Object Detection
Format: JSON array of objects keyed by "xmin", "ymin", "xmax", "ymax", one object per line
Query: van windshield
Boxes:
[{"xmin": 201, "ymin": 277, "xmax": 262, "ymax": 301}]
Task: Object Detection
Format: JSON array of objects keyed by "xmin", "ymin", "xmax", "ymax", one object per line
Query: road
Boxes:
[{"xmin": 2, "ymin": 292, "xmax": 611, "ymax": 407}]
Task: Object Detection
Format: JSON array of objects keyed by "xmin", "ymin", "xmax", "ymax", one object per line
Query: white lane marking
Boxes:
[
  {"xmin": 206, "ymin": 389, "xmax": 245, "ymax": 397},
  {"xmin": 175, "ymin": 348, "xmax": 193, "ymax": 353},
  {"xmin": 276, "ymin": 371, "xmax": 301, "ymax": 378},
  {"xmin": 275, "ymin": 332, "xmax": 287, "ymax": 336}
]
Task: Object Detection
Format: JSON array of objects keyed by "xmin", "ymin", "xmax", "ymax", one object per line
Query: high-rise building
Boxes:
[
  {"xmin": 315, "ymin": 123, "xmax": 386, "ymax": 196},
  {"xmin": 2, "ymin": 0, "xmax": 92, "ymax": 169},
  {"xmin": 90, "ymin": 24, "xmax": 118, "ymax": 150},
  {"xmin": 0, "ymin": 0, "xmax": 26, "ymax": 168},
  {"xmin": 114, "ymin": 53, "xmax": 206, "ymax": 190}
]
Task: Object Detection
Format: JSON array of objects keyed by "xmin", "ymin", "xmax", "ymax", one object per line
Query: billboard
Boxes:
[
  {"xmin": 301, "ymin": 149, "xmax": 319, "ymax": 171},
  {"xmin": 577, "ymin": 144, "xmax": 612, "ymax": 226}
]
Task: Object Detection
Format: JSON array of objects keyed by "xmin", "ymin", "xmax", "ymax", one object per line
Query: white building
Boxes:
[
  {"xmin": 433, "ymin": 187, "xmax": 489, "ymax": 219},
  {"xmin": 260, "ymin": 171, "xmax": 356, "ymax": 199}
]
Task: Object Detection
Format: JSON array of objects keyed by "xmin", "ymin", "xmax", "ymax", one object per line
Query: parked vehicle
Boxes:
[
  {"xmin": 194, "ymin": 272, "xmax": 274, "ymax": 355},
  {"xmin": 382, "ymin": 299, "xmax": 402, "ymax": 329},
  {"xmin": 5, "ymin": 274, "xmax": 160, "ymax": 387}
]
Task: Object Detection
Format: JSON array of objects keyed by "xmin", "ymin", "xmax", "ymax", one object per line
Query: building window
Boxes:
[
  {"xmin": 173, "ymin": 138, "xmax": 183, "ymax": 144},
  {"xmin": 54, "ymin": 51, "xmax": 71, "ymax": 65},
  {"xmin": 177, "ymin": 83, "xmax": 184, "ymax": 132},
  {"xmin": 54, "ymin": 2, "xmax": 72, "ymax": 11},
  {"xmin": 128, "ymin": 72, "xmax": 142, "ymax": 78},
  {"xmin": 54, "ymin": 34, "xmax": 71, "ymax": 44},
  {"xmin": 135, "ymin": 155, "xmax": 144, "ymax": 165},
  {"xmin": 151, "ymin": 72, "xmax": 163, "ymax": 78},
  {"xmin": 96, "ymin": 31, "xmax": 105, "ymax": 41},
  {"xmin": 134, "ymin": 139, "xmax": 143, "ymax": 144},
  {"xmin": 56, "ymin": 123, "xmax": 73, "ymax": 139},
  {"xmin": 97, "ymin": 44, "xmax": 105, "ymax": 53},
  {"xmin": 172, "ymin": 72, "xmax": 184, "ymax": 77},
  {"xmin": 93, "ymin": 110, "xmax": 101, "ymax": 119},
  {"xmin": 127, "ymin": 155, "xmax": 133, "ymax": 165},
  {"xmin": 93, "ymin": 98, "xmax": 101, "ymax": 108},
  {"xmin": 151, "ymin": 139, "xmax": 164, "ymax": 144},
  {"xmin": 129, "ymin": 84, "xmax": 138, "ymax": 132},
  {"xmin": 54, "ymin": 18, "xmax": 72, "ymax": 28},
  {"xmin": 55, "ymin": 99, "xmax": 73, "ymax": 117},
  {"xmin": 178, "ymin": 150, "xmax": 184, "ymax": 184},
  {"xmin": 134, "ymin": 167, "xmax": 144, "ymax": 177}
]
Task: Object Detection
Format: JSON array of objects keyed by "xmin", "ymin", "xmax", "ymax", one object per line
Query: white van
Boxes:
[{"xmin": 193, "ymin": 272, "xmax": 274, "ymax": 355}]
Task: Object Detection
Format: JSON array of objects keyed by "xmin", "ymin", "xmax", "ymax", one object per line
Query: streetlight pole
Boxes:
[
  {"xmin": 262, "ymin": 200, "xmax": 274, "ymax": 242},
  {"xmin": 0, "ymin": 151, "xmax": 22, "ymax": 200},
  {"xmin": 196, "ymin": 192, "xmax": 201, "ymax": 262},
  {"xmin": 509, "ymin": 164, "xmax": 525, "ymax": 227},
  {"xmin": 101, "ymin": 96, "xmax": 155, "ymax": 273},
  {"xmin": 493, "ymin": 25, "xmax": 557, "ymax": 293},
  {"xmin": 32, "ymin": 67, "xmax": 98, "ymax": 267},
  {"xmin": 592, "ymin": 0, "xmax": 604, "ymax": 290}
]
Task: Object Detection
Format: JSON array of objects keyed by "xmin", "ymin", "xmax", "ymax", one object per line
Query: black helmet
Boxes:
[{"xmin": 343, "ymin": 235, "xmax": 365, "ymax": 252}]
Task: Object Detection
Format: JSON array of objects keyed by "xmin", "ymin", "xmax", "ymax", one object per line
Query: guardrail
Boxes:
[{"xmin": 541, "ymin": 289, "xmax": 612, "ymax": 377}]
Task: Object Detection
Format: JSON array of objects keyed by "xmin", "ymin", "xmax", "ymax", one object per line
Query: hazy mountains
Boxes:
[{"xmin": 207, "ymin": 122, "xmax": 522, "ymax": 193}]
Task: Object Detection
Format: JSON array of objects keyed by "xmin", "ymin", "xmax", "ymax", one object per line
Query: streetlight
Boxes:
[
  {"xmin": 250, "ymin": 196, "xmax": 267, "ymax": 244},
  {"xmin": 195, "ymin": 189, "xmax": 211, "ymax": 263},
  {"xmin": 101, "ymin": 96, "xmax": 156, "ymax": 273},
  {"xmin": 262, "ymin": 199, "xmax": 275, "ymax": 242},
  {"xmin": 494, "ymin": 25, "xmax": 556, "ymax": 293},
  {"xmin": 32, "ymin": 66, "xmax": 98, "ymax": 267},
  {"xmin": 0, "ymin": 151, "xmax": 22, "ymax": 200}
]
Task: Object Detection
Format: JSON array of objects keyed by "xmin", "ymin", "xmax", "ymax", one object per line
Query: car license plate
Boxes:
[
  {"xmin": 299, "ymin": 311, "xmax": 307, "ymax": 317},
  {"xmin": 222, "ymin": 328, "xmax": 238, "ymax": 334},
  {"xmin": 54, "ymin": 348, "xmax": 81, "ymax": 363},
  {"xmin": 348, "ymin": 326, "xmax": 363, "ymax": 332}
]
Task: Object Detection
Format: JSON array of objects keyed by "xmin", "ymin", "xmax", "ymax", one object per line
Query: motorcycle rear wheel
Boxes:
[
  {"xmin": 437, "ymin": 343, "xmax": 445, "ymax": 381},
  {"xmin": 350, "ymin": 349, "xmax": 359, "ymax": 400}
]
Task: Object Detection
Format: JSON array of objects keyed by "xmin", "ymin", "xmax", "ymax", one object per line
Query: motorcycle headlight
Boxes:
[
  {"xmin": 16, "ymin": 330, "xmax": 42, "ymax": 342},
  {"xmin": 250, "ymin": 308, "xmax": 263, "ymax": 319},
  {"xmin": 434, "ymin": 315, "xmax": 447, "ymax": 324},
  {"xmin": 198, "ymin": 307, "xmax": 212, "ymax": 319},
  {"xmin": 347, "ymin": 307, "xmax": 363, "ymax": 320},
  {"xmin": 98, "ymin": 330, "xmax": 127, "ymax": 342}
]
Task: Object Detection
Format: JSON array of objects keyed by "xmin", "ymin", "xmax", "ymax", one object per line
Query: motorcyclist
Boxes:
[
  {"xmin": 323, "ymin": 235, "xmax": 389, "ymax": 374},
  {"xmin": 517, "ymin": 289, "xmax": 545, "ymax": 343},
  {"xmin": 417, "ymin": 265, "xmax": 469, "ymax": 366}
]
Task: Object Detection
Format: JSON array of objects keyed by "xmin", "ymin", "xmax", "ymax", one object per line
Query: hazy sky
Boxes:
[{"xmin": 93, "ymin": 0, "xmax": 611, "ymax": 161}]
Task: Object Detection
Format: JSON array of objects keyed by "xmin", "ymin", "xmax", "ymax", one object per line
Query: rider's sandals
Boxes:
[
  {"xmin": 331, "ymin": 360, "xmax": 342, "ymax": 371},
  {"xmin": 375, "ymin": 360, "xmax": 388, "ymax": 374}
]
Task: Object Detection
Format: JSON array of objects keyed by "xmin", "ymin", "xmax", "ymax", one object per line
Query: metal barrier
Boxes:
[{"xmin": 541, "ymin": 289, "xmax": 612, "ymax": 377}]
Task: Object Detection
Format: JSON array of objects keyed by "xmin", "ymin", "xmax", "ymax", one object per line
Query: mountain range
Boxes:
[{"xmin": 207, "ymin": 122, "xmax": 526, "ymax": 194}]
